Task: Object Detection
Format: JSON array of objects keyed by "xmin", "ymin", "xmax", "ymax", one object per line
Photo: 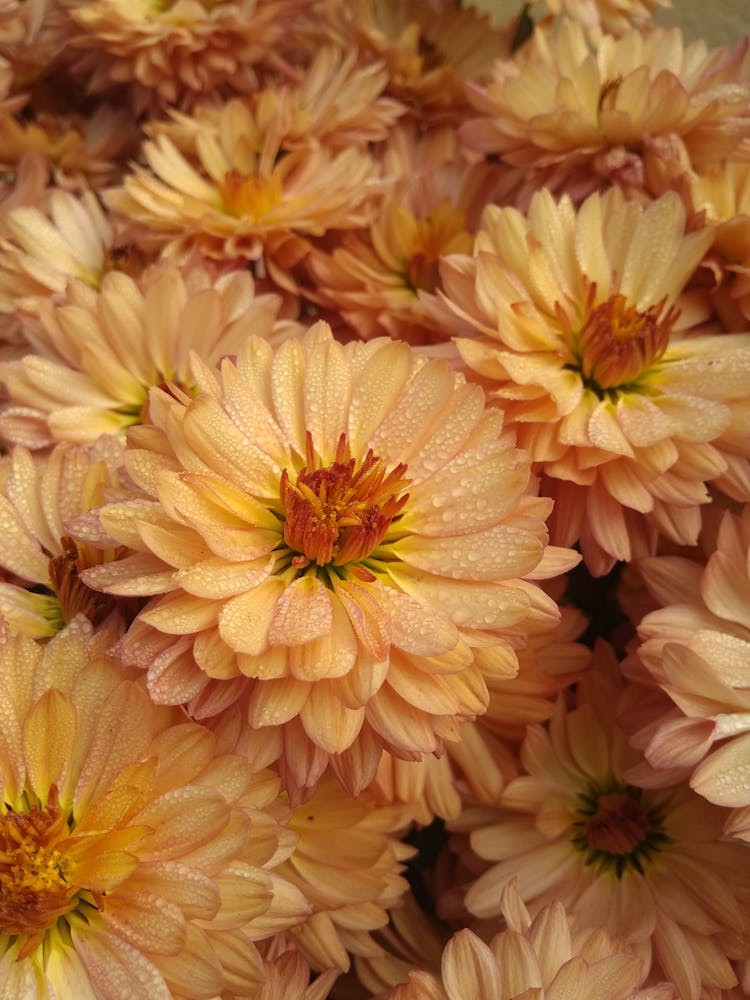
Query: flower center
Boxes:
[
  {"xmin": 280, "ymin": 433, "xmax": 409, "ymax": 571},
  {"xmin": 218, "ymin": 170, "xmax": 283, "ymax": 220},
  {"xmin": 0, "ymin": 787, "xmax": 76, "ymax": 954},
  {"xmin": 574, "ymin": 290, "xmax": 678, "ymax": 392},
  {"xmin": 572, "ymin": 784, "xmax": 671, "ymax": 878},
  {"xmin": 404, "ymin": 200, "xmax": 472, "ymax": 293},
  {"xmin": 47, "ymin": 537, "xmax": 120, "ymax": 630}
]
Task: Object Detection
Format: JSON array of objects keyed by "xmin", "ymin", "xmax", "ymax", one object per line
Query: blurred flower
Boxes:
[
  {"xmin": 0, "ymin": 259, "xmax": 299, "ymax": 447},
  {"xmin": 73, "ymin": 321, "xmax": 568, "ymax": 799},
  {"xmin": 105, "ymin": 95, "xmax": 379, "ymax": 280},
  {"xmin": 273, "ymin": 773, "xmax": 413, "ymax": 973},
  {"xmin": 0, "ymin": 438, "xmax": 127, "ymax": 638},
  {"xmin": 540, "ymin": 0, "xmax": 672, "ymax": 40},
  {"xmin": 634, "ymin": 505, "xmax": 750, "ymax": 841},
  {"xmin": 58, "ymin": 0, "xmax": 309, "ymax": 112},
  {"xmin": 0, "ymin": 619, "xmax": 309, "ymax": 997},
  {"xmin": 459, "ymin": 653, "xmax": 750, "ymax": 1000},
  {"xmin": 463, "ymin": 22, "xmax": 750, "ymax": 194},
  {"xmin": 389, "ymin": 881, "xmax": 662, "ymax": 1000},
  {"xmin": 437, "ymin": 186, "xmax": 750, "ymax": 574}
]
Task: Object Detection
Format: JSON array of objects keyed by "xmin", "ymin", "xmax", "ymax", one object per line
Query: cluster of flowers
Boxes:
[{"xmin": 0, "ymin": 0, "xmax": 748, "ymax": 996}]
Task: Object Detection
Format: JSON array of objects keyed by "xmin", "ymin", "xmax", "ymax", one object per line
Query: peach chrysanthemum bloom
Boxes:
[
  {"xmin": 0, "ymin": 259, "xmax": 298, "ymax": 448},
  {"xmin": 437, "ymin": 186, "xmax": 750, "ymax": 575},
  {"xmin": 72, "ymin": 321, "xmax": 569, "ymax": 798},
  {"xmin": 0, "ymin": 619, "xmax": 310, "ymax": 998},
  {"xmin": 0, "ymin": 437, "xmax": 129, "ymax": 638},
  {"xmin": 0, "ymin": 100, "xmax": 139, "ymax": 190},
  {"xmin": 57, "ymin": 0, "xmax": 308, "ymax": 112},
  {"xmin": 462, "ymin": 22, "xmax": 750, "ymax": 194},
  {"xmin": 305, "ymin": 126, "xmax": 503, "ymax": 345},
  {"xmin": 334, "ymin": 0, "xmax": 512, "ymax": 125},
  {"xmin": 459, "ymin": 656, "xmax": 750, "ymax": 1000},
  {"xmin": 683, "ymin": 161, "xmax": 750, "ymax": 331},
  {"xmin": 389, "ymin": 880, "xmax": 662, "ymax": 1000},
  {"xmin": 105, "ymin": 95, "xmax": 379, "ymax": 279},
  {"xmin": 272, "ymin": 774, "xmax": 413, "ymax": 973},
  {"xmin": 633, "ymin": 505, "xmax": 750, "ymax": 842},
  {"xmin": 540, "ymin": 0, "xmax": 671, "ymax": 40}
]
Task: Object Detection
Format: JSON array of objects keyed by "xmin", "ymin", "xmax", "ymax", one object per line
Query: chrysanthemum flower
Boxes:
[
  {"xmin": 389, "ymin": 881, "xmax": 659, "ymax": 1000},
  {"xmin": 462, "ymin": 22, "xmax": 750, "ymax": 192},
  {"xmin": 57, "ymin": 0, "xmax": 308, "ymax": 112},
  {"xmin": 0, "ymin": 619, "xmax": 310, "ymax": 998},
  {"xmin": 105, "ymin": 96, "xmax": 379, "ymax": 277},
  {"xmin": 0, "ymin": 438, "xmax": 128, "ymax": 638},
  {"xmin": 0, "ymin": 101, "xmax": 139, "ymax": 189},
  {"xmin": 684, "ymin": 161, "xmax": 750, "ymax": 330},
  {"xmin": 460, "ymin": 655, "xmax": 750, "ymax": 1000},
  {"xmin": 272, "ymin": 774, "xmax": 413, "ymax": 973},
  {"xmin": 436, "ymin": 186, "xmax": 750, "ymax": 574},
  {"xmin": 633, "ymin": 505, "xmax": 750, "ymax": 841},
  {"xmin": 335, "ymin": 0, "xmax": 512, "ymax": 124},
  {"xmin": 305, "ymin": 126, "xmax": 502, "ymax": 345},
  {"xmin": 0, "ymin": 187, "xmax": 117, "ymax": 315},
  {"xmin": 540, "ymin": 0, "xmax": 671, "ymax": 40},
  {"xmin": 0, "ymin": 259, "xmax": 298, "ymax": 448},
  {"xmin": 72, "ymin": 321, "xmax": 568, "ymax": 798}
]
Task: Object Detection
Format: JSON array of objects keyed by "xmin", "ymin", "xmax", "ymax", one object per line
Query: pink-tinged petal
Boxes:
[
  {"xmin": 194, "ymin": 629, "xmax": 240, "ymax": 680},
  {"xmin": 442, "ymin": 930, "xmax": 501, "ymax": 1000},
  {"xmin": 269, "ymin": 575, "xmax": 333, "ymax": 646},
  {"xmin": 588, "ymin": 401, "xmax": 635, "ymax": 457},
  {"xmin": 702, "ymin": 550, "xmax": 750, "ymax": 631},
  {"xmin": 220, "ymin": 360, "xmax": 290, "ymax": 464},
  {"xmin": 691, "ymin": 733, "xmax": 750, "ymax": 807},
  {"xmin": 246, "ymin": 677, "xmax": 312, "ymax": 728},
  {"xmin": 279, "ymin": 718, "xmax": 330, "ymax": 803},
  {"xmin": 300, "ymin": 681, "xmax": 365, "ymax": 754},
  {"xmin": 652, "ymin": 914, "xmax": 702, "ymax": 1000},
  {"xmin": 645, "ymin": 717, "xmax": 716, "ymax": 771},
  {"xmin": 133, "ymin": 787, "xmax": 231, "ymax": 860},
  {"xmin": 139, "ymin": 592, "xmax": 218, "ymax": 635},
  {"xmin": 269, "ymin": 336, "xmax": 306, "ymax": 454},
  {"xmin": 524, "ymin": 545, "xmax": 581, "ymax": 579},
  {"xmin": 389, "ymin": 970, "xmax": 446, "ymax": 1000},
  {"xmin": 237, "ymin": 646, "xmax": 289, "ymax": 680},
  {"xmin": 370, "ymin": 582, "xmax": 459, "ymax": 656},
  {"xmin": 333, "ymin": 577, "xmax": 391, "ymax": 661},
  {"xmin": 23, "ymin": 689, "xmax": 76, "ymax": 804},
  {"xmin": 0, "ymin": 494, "xmax": 54, "ymax": 582},
  {"xmin": 72, "ymin": 926, "xmax": 171, "ymax": 1000},
  {"xmin": 637, "ymin": 555, "xmax": 703, "ymax": 606},
  {"xmin": 492, "ymin": 930, "xmax": 541, "ymax": 995},
  {"xmin": 44, "ymin": 939, "xmax": 100, "ymax": 1000},
  {"xmin": 219, "ymin": 577, "xmax": 288, "ymax": 655},
  {"xmin": 150, "ymin": 925, "xmax": 223, "ymax": 998},
  {"xmin": 586, "ymin": 484, "xmax": 631, "ymax": 562},
  {"xmin": 390, "ymin": 523, "xmax": 545, "ymax": 581},
  {"xmin": 176, "ymin": 555, "xmax": 273, "ymax": 599},
  {"xmin": 81, "ymin": 554, "xmax": 176, "ymax": 596},
  {"xmin": 146, "ymin": 639, "xmax": 211, "ymax": 706},
  {"xmin": 288, "ymin": 598, "xmax": 358, "ymax": 682},
  {"xmin": 135, "ymin": 519, "xmax": 214, "ymax": 569},
  {"xmin": 122, "ymin": 861, "xmax": 219, "ymax": 921}
]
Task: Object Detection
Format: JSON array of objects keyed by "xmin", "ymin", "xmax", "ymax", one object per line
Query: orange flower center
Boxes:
[
  {"xmin": 583, "ymin": 792, "xmax": 649, "ymax": 855},
  {"xmin": 404, "ymin": 201, "xmax": 472, "ymax": 293},
  {"xmin": 0, "ymin": 787, "xmax": 76, "ymax": 954},
  {"xmin": 48, "ymin": 537, "xmax": 120, "ymax": 629},
  {"xmin": 576, "ymin": 291, "xmax": 678, "ymax": 391},
  {"xmin": 281, "ymin": 433, "xmax": 409, "ymax": 571},
  {"xmin": 218, "ymin": 170, "xmax": 283, "ymax": 219},
  {"xmin": 572, "ymin": 783, "xmax": 671, "ymax": 878}
]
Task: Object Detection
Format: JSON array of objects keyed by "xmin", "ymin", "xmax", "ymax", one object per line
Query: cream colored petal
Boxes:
[
  {"xmin": 390, "ymin": 523, "xmax": 545, "ymax": 582},
  {"xmin": 72, "ymin": 925, "xmax": 172, "ymax": 1000},
  {"xmin": 81, "ymin": 553, "xmax": 176, "ymax": 596},
  {"xmin": 691, "ymin": 734, "xmax": 750, "ymax": 808},
  {"xmin": 347, "ymin": 339, "xmax": 413, "ymax": 458},
  {"xmin": 442, "ymin": 930, "xmax": 501, "ymax": 1000},
  {"xmin": 302, "ymin": 322, "xmax": 352, "ymax": 461},
  {"xmin": 246, "ymin": 677, "xmax": 311, "ymax": 728},
  {"xmin": 175, "ymin": 555, "xmax": 273, "ymax": 599},
  {"xmin": 269, "ymin": 575, "xmax": 333, "ymax": 646},
  {"xmin": 219, "ymin": 577, "xmax": 287, "ymax": 655}
]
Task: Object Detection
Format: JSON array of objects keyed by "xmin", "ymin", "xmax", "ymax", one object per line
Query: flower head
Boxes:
[
  {"xmin": 437, "ymin": 186, "xmax": 750, "ymax": 574},
  {"xmin": 73, "ymin": 321, "xmax": 567, "ymax": 798},
  {"xmin": 0, "ymin": 619, "xmax": 309, "ymax": 997},
  {"xmin": 459, "ymin": 652, "xmax": 750, "ymax": 1000}
]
